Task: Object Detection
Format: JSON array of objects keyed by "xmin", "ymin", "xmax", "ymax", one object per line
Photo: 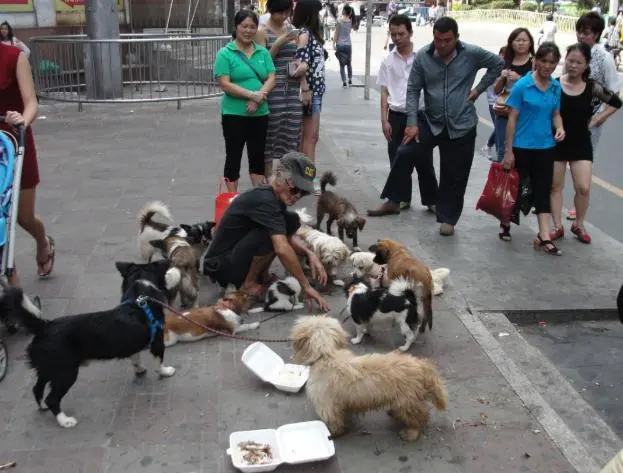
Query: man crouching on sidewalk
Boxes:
[{"xmin": 203, "ymin": 152, "xmax": 330, "ymax": 312}]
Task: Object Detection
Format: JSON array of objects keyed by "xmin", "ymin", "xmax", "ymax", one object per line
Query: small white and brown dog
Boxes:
[
  {"xmin": 291, "ymin": 315, "xmax": 448, "ymax": 441},
  {"xmin": 295, "ymin": 208, "xmax": 350, "ymax": 286},
  {"xmin": 350, "ymin": 252, "xmax": 450, "ymax": 296},
  {"xmin": 164, "ymin": 290, "xmax": 259, "ymax": 347}
]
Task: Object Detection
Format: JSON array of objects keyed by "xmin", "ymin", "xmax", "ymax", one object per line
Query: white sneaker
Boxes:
[{"xmin": 480, "ymin": 145, "xmax": 494, "ymax": 160}]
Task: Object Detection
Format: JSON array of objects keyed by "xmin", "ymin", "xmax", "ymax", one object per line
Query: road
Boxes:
[{"xmin": 341, "ymin": 20, "xmax": 623, "ymax": 243}]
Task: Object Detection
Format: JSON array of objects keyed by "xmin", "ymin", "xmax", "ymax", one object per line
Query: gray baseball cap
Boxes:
[{"xmin": 280, "ymin": 152, "xmax": 316, "ymax": 194}]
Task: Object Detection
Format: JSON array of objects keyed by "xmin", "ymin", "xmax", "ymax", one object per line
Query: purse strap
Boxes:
[{"xmin": 234, "ymin": 50, "xmax": 266, "ymax": 84}]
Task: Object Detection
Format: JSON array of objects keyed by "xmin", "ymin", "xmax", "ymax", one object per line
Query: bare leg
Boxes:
[
  {"xmin": 17, "ymin": 188, "xmax": 52, "ymax": 276},
  {"xmin": 569, "ymin": 160, "xmax": 592, "ymax": 227},
  {"xmin": 241, "ymin": 253, "xmax": 275, "ymax": 292},
  {"xmin": 225, "ymin": 180, "xmax": 238, "ymax": 193},
  {"xmin": 250, "ymin": 173, "xmax": 267, "ymax": 186},
  {"xmin": 550, "ymin": 161, "xmax": 567, "ymax": 230},
  {"xmin": 264, "ymin": 159, "xmax": 273, "ymax": 180},
  {"xmin": 300, "ymin": 114, "xmax": 320, "ymax": 162}
]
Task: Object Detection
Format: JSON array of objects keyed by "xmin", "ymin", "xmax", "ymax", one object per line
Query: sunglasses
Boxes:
[{"xmin": 288, "ymin": 180, "xmax": 310, "ymax": 197}]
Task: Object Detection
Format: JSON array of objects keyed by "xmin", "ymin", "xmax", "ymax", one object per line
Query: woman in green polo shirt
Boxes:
[{"xmin": 214, "ymin": 10, "xmax": 276, "ymax": 192}]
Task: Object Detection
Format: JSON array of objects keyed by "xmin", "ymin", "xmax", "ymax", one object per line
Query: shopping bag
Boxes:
[
  {"xmin": 476, "ymin": 162, "xmax": 519, "ymax": 225},
  {"xmin": 214, "ymin": 178, "xmax": 239, "ymax": 225}
]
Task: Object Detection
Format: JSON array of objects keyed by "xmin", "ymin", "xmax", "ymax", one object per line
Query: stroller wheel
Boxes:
[{"xmin": 0, "ymin": 340, "xmax": 7, "ymax": 382}]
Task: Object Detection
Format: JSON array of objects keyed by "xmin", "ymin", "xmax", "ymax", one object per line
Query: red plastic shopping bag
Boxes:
[
  {"xmin": 214, "ymin": 178, "xmax": 239, "ymax": 226},
  {"xmin": 476, "ymin": 162, "xmax": 519, "ymax": 225}
]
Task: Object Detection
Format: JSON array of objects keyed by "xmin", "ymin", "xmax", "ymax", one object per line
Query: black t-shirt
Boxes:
[
  {"xmin": 206, "ymin": 186, "xmax": 300, "ymax": 258},
  {"xmin": 508, "ymin": 59, "xmax": 533, "ymax": 79}
]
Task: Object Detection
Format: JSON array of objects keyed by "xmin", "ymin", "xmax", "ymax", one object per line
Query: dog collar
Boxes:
[{"xmin": 122, "ymin": 295, "xmax": 163, "ymax": 346}]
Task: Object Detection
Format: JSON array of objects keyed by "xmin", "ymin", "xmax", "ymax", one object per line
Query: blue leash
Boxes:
[{"xmin": 121, "ymin": 295, "xmax": 163, "ymax": 346}]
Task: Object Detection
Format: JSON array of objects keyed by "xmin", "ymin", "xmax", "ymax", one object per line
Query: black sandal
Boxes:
[
  {"xmin": 499, "ymin": 224, "xmax": 511, "ymax": 242},
  {"xmin": 533, "ymin": 234, "xmax": 562, "ymax": 256}
]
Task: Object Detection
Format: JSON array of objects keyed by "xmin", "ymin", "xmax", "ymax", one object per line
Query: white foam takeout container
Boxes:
[
  {"xmin": 227, "ymin": 420, "xmax": 335, "ymax": 473},
  {"xmin": 241, "ymin": 342, "xmax": 310, "ymax": 393}
]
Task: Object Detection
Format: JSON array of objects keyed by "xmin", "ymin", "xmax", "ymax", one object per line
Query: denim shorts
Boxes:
[{"xmin": 311, "ymin": 94, "xmax": 322, "ymax": 115}]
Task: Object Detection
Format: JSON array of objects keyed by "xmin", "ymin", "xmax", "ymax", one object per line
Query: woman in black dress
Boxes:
[{"xmin": 550, "ymin": 43, "xmax": 622, "ymax": 244}]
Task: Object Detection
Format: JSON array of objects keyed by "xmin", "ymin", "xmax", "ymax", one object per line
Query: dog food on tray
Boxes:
[
  {"xmin": 238, "ymin": 441, "xmax": 273, "ymax": 465},
  {"xmin": 228, "ymin": 421, "xmax": 335, "ymax": 472}
]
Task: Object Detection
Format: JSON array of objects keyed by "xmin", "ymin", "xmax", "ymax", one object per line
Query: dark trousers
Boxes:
[
  {"xmin": 380, "ymin": 113, "xmax": 476, "ymax": 226},
  {"xmin": 221, "ymin": 114, "xmax": 269, "ymax": 182},
  {"xmin": 487, "ymin": 105, "xmax": 496, "ymax": 148},
  {"xmin": 513, "ymin": 147, "xmax": 555, "ymax": 214}
]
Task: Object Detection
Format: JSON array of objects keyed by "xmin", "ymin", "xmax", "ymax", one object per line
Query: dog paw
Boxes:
[
  {"xmin": 332, "ymin": 279, "xmax": 345, "ymax": 287},
  {"xmin": 399, "ymin": 427, "xmax": 420, "ymax": 442},
  {"xmin": 353, "ymin": 246, "xmax": 362, "ymax": 252},
  {"xmin": 56, "ymin": 412, "xmax": 78, "ymax": 428},
  {"xmin": 350, "ymin": 337, "xmax": 363, "ymax": 345},
  {"xmin": 158, "ymin": 365, "xmax": 176, "ymax": 377},
  {"xmin": 397, "ymin": 344, "xmax": 411, "ymax": 352},
  {"xmin": 248, "ymin": 306, "xmax": 265, "ymax": 314},
  {"xmin": 134, "ymin": 366, "xmax": 148, "ymax": 377},
  {"xmin": 248, "ymin": 322, "xmax": 260, "ymax": 330},
  {"xmin": 38, "ymin": 403, "xmax": 49, "ymax": 411}
]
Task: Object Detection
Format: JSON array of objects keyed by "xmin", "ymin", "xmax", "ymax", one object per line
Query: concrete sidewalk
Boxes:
[{"xmin": 0, "ymin": 23, "xmax": 621, "ymax": 473}]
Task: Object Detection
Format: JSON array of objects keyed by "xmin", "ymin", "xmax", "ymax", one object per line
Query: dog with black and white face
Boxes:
[
  {"xmin": 16, "ymin": 259, "xmax": 178, "ymax": 428},
  {"xmin": 344, "ymin": 276, "xmax": 423, "ymax": 352}
]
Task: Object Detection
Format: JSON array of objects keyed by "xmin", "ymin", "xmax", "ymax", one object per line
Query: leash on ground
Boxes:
[{"xmin": 139, "ymin": 295, "xmax": 293, "ymax": 343}]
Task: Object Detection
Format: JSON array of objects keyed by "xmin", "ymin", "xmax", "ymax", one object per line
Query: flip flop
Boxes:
[{"xmin": 37, "ymin": 236, "xmax": 55, "ymax": 279}]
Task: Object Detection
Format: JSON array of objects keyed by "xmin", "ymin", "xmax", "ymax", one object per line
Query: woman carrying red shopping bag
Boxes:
[
  {"xmin": 500, "ymin": 42, "xmax": 566, "ymax": 255},
  {"xmin": 476, "ymin": 162, "xmax": 519, "ymax": 226}
]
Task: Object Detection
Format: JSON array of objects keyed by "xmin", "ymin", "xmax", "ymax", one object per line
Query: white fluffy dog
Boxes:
[
  {"xmin": 295, "ymin": 208, "xmax": 350, "ymax": 286},
  {"xmin": 349, "ymin": 251, "xmax": 450, "ymax": 296},
  {"xmin": 291, "ymin": 315, "xmax": 448, "ymax": 441}
]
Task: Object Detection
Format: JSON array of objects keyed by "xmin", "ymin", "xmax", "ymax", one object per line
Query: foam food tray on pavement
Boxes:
[
  {"xmin": 228, "ymin": 421, "xmax": 335, "ymax": 472},
  {"xmin": 241, "ymin": 342, "xmax": 310, "ymax": 393}
]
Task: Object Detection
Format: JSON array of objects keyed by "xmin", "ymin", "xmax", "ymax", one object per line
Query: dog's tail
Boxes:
[
  {"xmin": 320, "ymin": 171, "xmax": 337, "ymax": 193},
  {"xmin": 387, "ymin": 276, "xmax": 417, "ymax": 299},
  {"xmin": 138, "ymin": 201, "xmax": 173, "ymax": 231},
  {"xmin": 295, "ymin": 208, "xmax": 315, "ymax": 226},
  {"xmin": 422, "ymin": 360, "xmax": 448, "ymax": 411},
  {"xmin": 17, "ymin": 293, "xmax": 48, "ymax": 336},
  {"xmin": 165, "ymin": 267, "xmax": 182, "ymax": 290},
  {"xmin": 617, "ymin": 284, "xmax": 623, "ymax": 324}
]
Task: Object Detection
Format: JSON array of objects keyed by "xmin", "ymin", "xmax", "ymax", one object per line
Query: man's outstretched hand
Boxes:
[
  {"xmin": 304, "ymin": 285, "xmax": 330, "ymax": 313},
  {"xmin": 308, "ymin": 253, "xmax": 328, "ymax": 287}
]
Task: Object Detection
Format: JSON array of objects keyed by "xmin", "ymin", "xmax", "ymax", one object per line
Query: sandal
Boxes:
[
  {"xmin": 549, "ymin": 226, "xmax": 564, "ymax": 241},
  {"xmin": 533, "ymin": 234, "xmax": 562, "ymax": 256},
  {"xmin": 498, "ymin": 224, "xmax": 511, "ymax": 242},
  {"xmin": 37, "ymin": 236, "xmax": 55, "ymax": 279},
  {"xmin": 570, "ymin": 223, "xmax": 591, "ymax": 244}
]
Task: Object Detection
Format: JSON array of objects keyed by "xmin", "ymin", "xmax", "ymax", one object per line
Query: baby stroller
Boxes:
[{"xmin": 0, "ymin": 117, "xmax": 26, "ymax": 382}]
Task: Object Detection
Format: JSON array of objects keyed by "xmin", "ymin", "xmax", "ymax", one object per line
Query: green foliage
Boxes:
[
  {"xmin": 521, "ymin": 1, "xmax": 538, "ymax": 11},
  {"xmin": 451, "ymin": 3, "xmax": 475, "ymax": 9},
  {"xmin": 488, "ymin": 0, "xmax": 517, "ymax": 9},
  {"xmin": 577, "ymin": 0, "xmax": 594, "ymax": 9}
]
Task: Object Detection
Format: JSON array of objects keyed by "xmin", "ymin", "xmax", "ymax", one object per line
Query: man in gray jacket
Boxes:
[{"xmin": 368, "ymin": 17, "xmax": 504, "ymax": 236}]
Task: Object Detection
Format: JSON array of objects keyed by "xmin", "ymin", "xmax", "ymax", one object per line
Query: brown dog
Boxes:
[
  {"xmin": 368, "ymin": 239, "xmax": 433, "ymax": 333},
  {"xmin": 150, "ymin": 235, "xmax": 200, "ymax": 308},
  {"xmin": 163, "ymin": 290, "xmax": 259, "ymax": 347},
  {"xmin": 316, "ymin": 171, "xmax": 366, "ymax": 249}
]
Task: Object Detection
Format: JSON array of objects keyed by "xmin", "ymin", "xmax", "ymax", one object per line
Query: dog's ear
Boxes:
[
  {"xmin": 373, "ymin": 247, "xmax": 389, "ymax": 265},
  {"xmin": 115, "ymin": 261, "xmax": 134, "ymax": 277},
  {"xmin": 368, "ymin": 243, "xmax": 377, "ymax": 253},
  {"xmin": 149, "ymin": 239, "xmax": 166, "ymax": 250},
  {"xmin": 356, "ymin": 216, "xmax": 366, "ymax": 231},
  {"xmin": 276, "ymin": 281, "xmax": 296, "ymax": 297}
]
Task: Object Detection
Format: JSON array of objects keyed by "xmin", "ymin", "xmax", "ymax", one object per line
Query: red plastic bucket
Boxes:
[{"xmin": 214, "ymin": 179, "xmax": 239, "ymax": 225}]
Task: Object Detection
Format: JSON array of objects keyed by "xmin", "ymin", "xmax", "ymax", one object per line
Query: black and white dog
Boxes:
[
  {"xmin": 344, "ymin": 276, "xmax": 424, "ymax": 352},
  {"xmin": 16, "ymin": 259, "xmax": 179, "ymax": 428},
  {"xmin": 137, "ymin": 200, "xmax": 214, "ymax": 263},
  {"xmin": 248, "ymin": 277, "xmax": 304, "ymax": 313}
]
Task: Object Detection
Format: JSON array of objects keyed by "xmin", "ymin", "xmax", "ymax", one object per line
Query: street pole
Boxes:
[
  {"xmin": 363, "ymin": 0, "xmax": 374, "ymax": 100},
  {"xmin": 84, "ymin": 0, "xmax": 123, "ymax": 100}
]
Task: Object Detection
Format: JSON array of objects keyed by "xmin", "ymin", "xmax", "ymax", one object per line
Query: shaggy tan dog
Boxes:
[
  {"xmin": 291, "ymin": 315, "xmax": 448, "ymax": 441},
  {"xmin": 369, "ymin": 239, "xmax": 434, "ymax": 332}
]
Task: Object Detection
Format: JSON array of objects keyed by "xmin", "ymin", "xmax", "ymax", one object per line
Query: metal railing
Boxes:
[
  {"xmin": 29, "ymin": 33, "xmax": 230, "ymax": 110},
  {"xmin": 448, "ymin": 10, "xmax": 578, "ymax": 33}
]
